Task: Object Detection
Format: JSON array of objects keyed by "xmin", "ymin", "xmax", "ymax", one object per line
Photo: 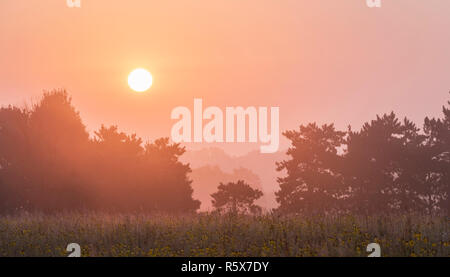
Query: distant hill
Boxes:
[{"xmin": 182, "ymin": 147, "xmax": 286, "ymax": 210}]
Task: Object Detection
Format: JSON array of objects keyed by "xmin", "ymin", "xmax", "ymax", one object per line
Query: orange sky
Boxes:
[{"xmin": 1, "ymin": 0, "xmax": 449, "ymax": 154}]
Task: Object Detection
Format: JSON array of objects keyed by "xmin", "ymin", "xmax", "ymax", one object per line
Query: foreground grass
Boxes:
[{"xmin": 0, "ymin": 212, "xmax": 448, "ymax": 257}]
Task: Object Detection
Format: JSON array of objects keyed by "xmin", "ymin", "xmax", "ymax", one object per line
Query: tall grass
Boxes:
[{"xmin": 0, "ymin": 212, "xmax": 448, "ymax": 257}]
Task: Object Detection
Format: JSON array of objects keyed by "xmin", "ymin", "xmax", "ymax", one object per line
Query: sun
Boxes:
[{"xmin": 128, "ymin": 68, "xmax": 153, "ymax": 92}]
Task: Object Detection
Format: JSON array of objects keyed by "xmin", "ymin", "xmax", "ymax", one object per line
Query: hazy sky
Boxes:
[{"xmin": 1, "ymin": 0, "xmax": 449, "ymax": 154}]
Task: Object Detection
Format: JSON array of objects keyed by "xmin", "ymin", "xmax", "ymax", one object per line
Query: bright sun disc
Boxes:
[{"xmin": 128, "ymin": 68, "xmax": 153, "ymax": 92}]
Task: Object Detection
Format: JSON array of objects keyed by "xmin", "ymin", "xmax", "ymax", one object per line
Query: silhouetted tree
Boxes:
[
  {"xmin": 0, "ymin": 90, "xmax": 91, "ymax": 212},
  {"xmin": 141, "ymin": 138, "xmax": 200, "ymax": 212},
  {"xmin": 211, "ymin": 180, "xmax": 263, "ymax": 214},
  {"xmin": 28, "ymin": 90, "xmax": 92, "ymax": 211},
  {"xmin": 275, "ymin": 123, "xmax": 346, "ymax": 214},
  {"xmin": 423, "ymin": 99, "xmax": 450, "ymax": 213},
  {"xmin": 0, "ymin": 90, "xmax": 200, "ymax": 213},
  {"xmin": 89, "ymin": 127, "xmax": 200, "ymax": 212},
  {"xmin": 89, "ymin": 125, "xmax": 143, "ymax": 210},
  {"xmin": 345, "ymin": 113, "xmax": 430, "ymax": 214},
  {"xmin": 276, "ymin": 98, "xmax": 450, "ymax": 215},
  {"xmin": 189, "ymin": 166, "xmax": 264, "ymax": 211},
  {"xmin": 0, "ymin": 106, "xmax": 30, "ymax": 211}
]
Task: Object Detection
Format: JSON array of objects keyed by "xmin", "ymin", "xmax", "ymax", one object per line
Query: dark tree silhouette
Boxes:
[
  {"xmin": 276, "ymin": 97, "xmax": 450, "ymax": 215},
  {"xmin": 189, "ymin": 165, "xmax": 264, "ymax": 211},
  {"xmin": 0, "ymin": 90, "xmax": 91, "ymax": 211},
  {"xmin": 211, "ymin": 180, "xmax": 263, "ymax": 214},
  {"xmin": 423, "ymin": 99, "xmax": 450, "ymax": 212},
  {"xmin": 141, "ymin": 138, "xmax": 200, "ymax": 212},
  {"xmin": 275, "ymin": 123, "xmax": 346, "ymax": 214},
  {"xmin": 0, "ymin": 106, "xmax": 30, "ymax": 211},
  {"xmin": 345, "ymin": 113, "xmax": 430, "ymax": 214},
  {"xmin": 0, "ymin": 90, "xmax": 200, "ymax": 213}
]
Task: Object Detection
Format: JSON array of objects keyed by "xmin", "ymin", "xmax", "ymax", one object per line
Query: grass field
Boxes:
[{"xmin": 0, "ymin": 212, "xmax": 448, "ymax": 257}]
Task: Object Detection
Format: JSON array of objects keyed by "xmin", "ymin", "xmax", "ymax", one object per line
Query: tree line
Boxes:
[
  {"xmin": 276, "ymin": 98, "xmax": 449, "ymax": 215},
  {"xmin": 0, "ymin": 90, "xmax": 199, "ymax": 213},
  {"xmin": 0, "ymin": 90, "xmax": 448, "ymax": 215}
]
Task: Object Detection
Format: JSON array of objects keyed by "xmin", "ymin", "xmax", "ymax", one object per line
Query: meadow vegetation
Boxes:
[{"xmin": 0, "ymin": 212, "xmax": 448, "ymax": 257}]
